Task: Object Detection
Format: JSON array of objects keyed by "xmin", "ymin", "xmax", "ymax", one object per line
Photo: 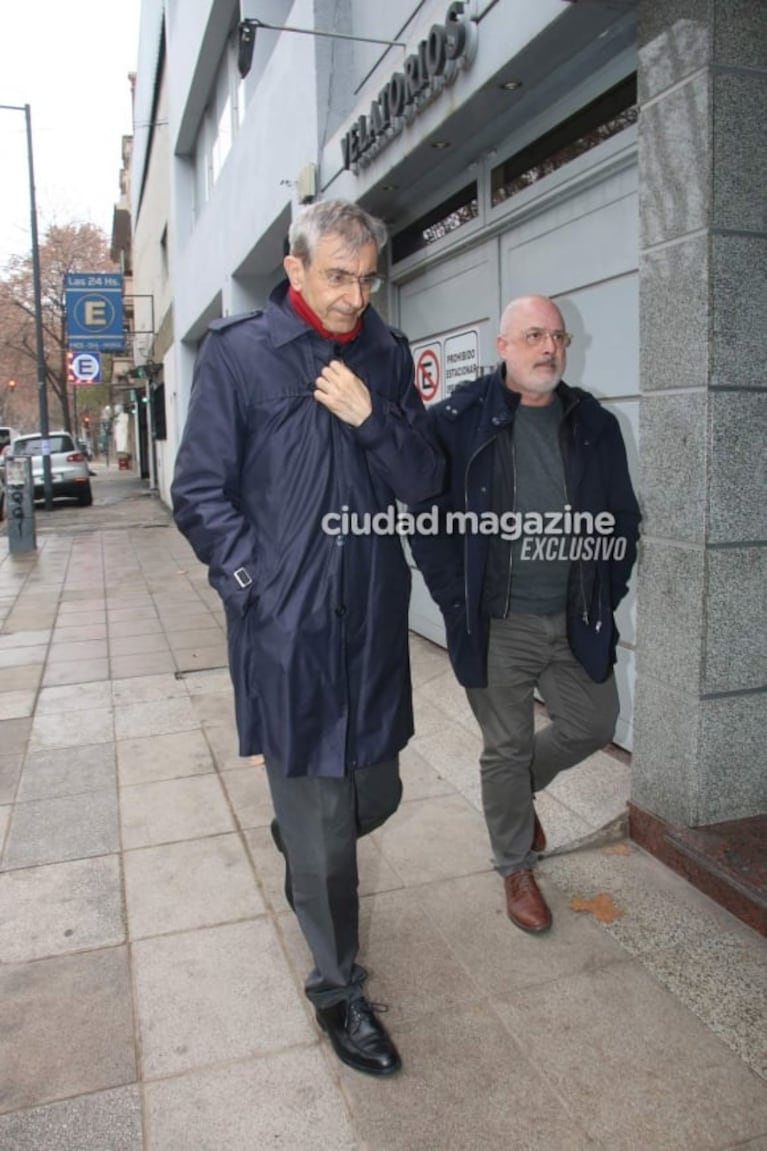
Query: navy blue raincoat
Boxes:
[{"xmin": 171, "ymin": 281, "xmax": 444, "ymax": 777}]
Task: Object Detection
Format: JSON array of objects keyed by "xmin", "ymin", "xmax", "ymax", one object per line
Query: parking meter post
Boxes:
[{"xmin": 6, "ymin": 456, "xmax": 36, "ymax": 553}]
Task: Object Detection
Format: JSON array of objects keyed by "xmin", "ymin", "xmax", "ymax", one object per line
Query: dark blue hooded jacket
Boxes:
[
  {"xmin": 409, "ymin": 367, "xmax": 640, "ymax": 686},
  {"xmin": 172, "ymin": 281, "xmax": 444, "ymax": 776}
]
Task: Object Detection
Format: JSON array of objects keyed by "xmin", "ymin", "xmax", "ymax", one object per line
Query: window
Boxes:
[
  {"xmin": 392, "ymin": 183, "xmax": 479, "ymax": 263},
  {"xmin": 193, "ymin": 32, "xmax": 244, "ymax": 214},
  {"xmin": 152, "ymin": 383, "xmax": 167, "ymax": 441},
  {"xmin": 491, "ymin": 74, "xmax": 637, "ymax": 208}
]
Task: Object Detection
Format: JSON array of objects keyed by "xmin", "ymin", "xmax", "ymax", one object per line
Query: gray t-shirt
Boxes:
[
  {"xmin": 483, "ymin": 394, "xmax": 571, "ymax": 617},
  {"xmin": 508, "ymin": 396, "xmax": 570, "ymax": 613}
]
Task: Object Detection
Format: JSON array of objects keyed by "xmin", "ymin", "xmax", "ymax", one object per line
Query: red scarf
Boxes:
[{"xmin": 288, "ymin": 286, "xmax": 362, "ymax": 343}]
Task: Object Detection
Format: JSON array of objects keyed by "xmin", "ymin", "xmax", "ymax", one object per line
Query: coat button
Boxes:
[{"xmin": 335, "ymin": 605, "xmax": 346, "ymax": 617}]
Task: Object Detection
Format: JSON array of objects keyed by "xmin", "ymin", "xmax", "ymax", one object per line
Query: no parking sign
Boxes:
[{"xmin": 413, "ymin": 342, "xmax": 442, "ymax": 404}]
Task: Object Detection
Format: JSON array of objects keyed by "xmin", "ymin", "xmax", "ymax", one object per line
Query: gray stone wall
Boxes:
[{"xmin": 633, "ymin": 0, "xmax": 767, "ymax": 825}]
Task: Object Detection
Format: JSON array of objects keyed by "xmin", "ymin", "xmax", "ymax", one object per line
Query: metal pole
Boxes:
[
  {"xmin": 0, "ymin": 102, "xmax": 52, "ymax": 509},
  {"xmin": 23, "ymin": 104, "xmax": 53, "ymax": 510}
]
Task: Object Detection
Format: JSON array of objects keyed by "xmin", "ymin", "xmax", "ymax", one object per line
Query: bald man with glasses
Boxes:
[{"xmin": 410, "ymin": 295, "xmax": 640, "ymax": 933}]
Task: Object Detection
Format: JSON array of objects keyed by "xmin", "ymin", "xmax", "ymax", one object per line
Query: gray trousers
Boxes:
[
  {"xmin": 265, "ymin": 757, "xmax": 402, "ymax": 1008},
  {"xmin": 466, "ymin": 612, "xmax": 619, "ymax": 876}
]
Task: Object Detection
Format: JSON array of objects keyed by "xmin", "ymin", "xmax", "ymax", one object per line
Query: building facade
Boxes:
[{"xmin": 129, "ymin": 0, "xmax": 766, "ymax": 889}]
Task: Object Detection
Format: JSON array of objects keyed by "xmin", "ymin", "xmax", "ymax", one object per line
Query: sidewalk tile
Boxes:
[
  {"xmin": 352, "ymin": 886, "xmax": 486, "ymax": 1024},
  {"xmin": 133, "ymin": 919, "xmax": 312, "ymax": 1077},
  {"xmin": 4, "ymin": 607, "xmax": 56, "ymax": 624},
  {"xmin": 338, "ymin": 1003, "xmax": 592, "ymax": 1151},
  {"xmin": 2, "ymin": 789, "xmax": 119, "ymax": 870},
  {"xmin": 117, "ymin": 728, "xmax": 213, "ymax": 786},
  {"xmin": 243, "ymin": 825, "xmax": 290, "ymax": 912},
  {"xmin": 0, "ymin": 1085, "xmax": 142, "ymax": 1151},
  {"xmin": 220, "ymin": 764, "xmax": 273, "ymax": 828},
  {"xmin": 113, "ymin": 696, "xmax": 198, "ymax": 741},
  {"xmin": 48, "ymin": 639, "xmax": 109, "ymax": 663},
  {"xmin": 183, "ymin": 666, "xmax": 233, "ymax": 695},
  {"xmin": 0, "ymin": 690, "xmax": 36, "ymax": 720},
  {"xmin": 202, "ymin": 722, "xmax": 244, "ymax": 771},
  {"xmin": 17, "ymin": 743, "xmax": 116, "ymax": 801},
  {"xmin": 496, "ymin": 960, "xmax": 767, "ymax": 1149},
  {"xmin": 28, "ymin": 706, "xmax": 114, "ymax": 752},
  {"xmin": 535, "ymin": 790, "xmax": 596, "ymax": 849},
  {"xmin": 0, "ymin": 664, "xmax": 42, "ymax": 692},
  {"xmin": 124, "ymin": 833, "xmax": 264, "ymax": 938},
  {"xmin": 165, "ymin": 627, "xmax": 223, "ymax": 651},
  {"xmin": 0, "ymin": 947, "xmax": 136, "ymax": 1114},
  {"xmin": 0, "ymin": 717, "xmax": 32, "ymax": 754},
  {"xmin": 190, "ymin": 691, "xmax": 236, "ymax": 726},
  {"xmin": 108, "ymin": 617, "xmax": 162, "ymax": 639},
  {"xmin": 144, "ymin": 1050, "xmax": 355, "ymax": 1151},
  {"xmin": 111, "ymin": 671, "xmax": 188, "ymax": 705},
  {"xmin": 110, "ymin": 652, "xmax": 176, "ymax": 678},
  {"xmin": 53, "ymin": 622, "xmax": 108, "ymax": 641},
  {"xmin": 35, "ymin": 680, "xmax": 112, "ymax": 714},
  {"xmin": 172, "ymin": 643, "xmax": 228, "ymax": 672},
  {"xmin": 159, "ymin": 614, "xmax": 221, "ymax": 635},
  {"xmin": 108, "ymin": 607, "xmax": 159, "ymax": 624},
  {"xmin": 408, "ymin": 870, "xmax": 631, "ymax": 997},
  {"xmin": 119, "ymin": 774, "xmax": 234, "ymax": 848},
  {"xmin": 0, "ymin": 630, "xmax": 51, "ymax": 649},
  {"xmin": 57, "ymin": 601, "xmax": 106, "ymax": 618},
  {"xmin": 109, "ymin": 632, "xmax": 171, "ymax": 657},
  {"xmin": 42, "ymin": 658, "xmax": 110, "ymax": 686},
  {"xmin": 408, "ymin": 718, "xmax": 484, "ymax": 809},
  {"xmin": 639, "ymin": 931, "xmax": 767, "ymax": 1078},
  {"xmin": 540, "ymin": 845, "xmax": 740, "ymax": 956},
  {"xmin": 0, "ymin": 854, "xmax": 124, "ymax": 961},
  {"xmin": 373, "ymin": 794, "xmax": 492, "ymax": 886},
  {"xmin": 0, "ymin": 646, "xmax": 47, "ymax": 669},
  {"xmin": 546, "ymin": 747, "xmax": 631, "ymax": 827},
  {"xmin": 399, "ymin": 744, "xmax": 457, "ymax": 802}
]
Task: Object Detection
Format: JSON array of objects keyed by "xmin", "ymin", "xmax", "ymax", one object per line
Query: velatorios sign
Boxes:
[{"xmin": 341, "ymin": 2, "xmax": 478, "ymax": 172}]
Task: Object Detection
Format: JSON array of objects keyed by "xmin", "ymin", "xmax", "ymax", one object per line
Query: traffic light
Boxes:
[
  {"xmin": 83, "ymin": 415, "xmax": 91, "ymax": 430},
  {"xmin": 7, "ymin": 379, "xmax": 16, "ymax": 390}
]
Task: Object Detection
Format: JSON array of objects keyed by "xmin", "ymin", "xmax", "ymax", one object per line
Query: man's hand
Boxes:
[{"xmin": 314, "ymin": 360, "xmax": 372, "ymax": 427}]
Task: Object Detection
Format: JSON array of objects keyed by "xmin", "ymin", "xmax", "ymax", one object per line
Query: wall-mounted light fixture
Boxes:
[{"xmin": 237, "ymin": 18, "xmax": 407, "ymax": 79}]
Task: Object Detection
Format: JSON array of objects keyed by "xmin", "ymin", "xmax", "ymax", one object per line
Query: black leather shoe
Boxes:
[
  {"xmin": 270, "ymin": 819, "xmax": 294, "ymax": 910},
  {"xmin": 315, "ymin": 997, "xmax": 401, "ymax": 1076}
]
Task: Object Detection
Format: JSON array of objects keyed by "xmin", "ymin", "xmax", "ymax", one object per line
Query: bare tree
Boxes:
[{"xmin": 0, "ymin": 222, "xmax": 116, "ymax": 432}]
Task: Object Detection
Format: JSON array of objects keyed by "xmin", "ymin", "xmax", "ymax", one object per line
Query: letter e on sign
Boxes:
[{"xmin": 414, "ymin": 343, "xmax": 442, "ymax": 405}]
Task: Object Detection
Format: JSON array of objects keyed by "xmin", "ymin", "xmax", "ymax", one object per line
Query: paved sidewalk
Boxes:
[{"xmin": 0, "ymin": 467, "xmax": 765, "ymax": 1150}]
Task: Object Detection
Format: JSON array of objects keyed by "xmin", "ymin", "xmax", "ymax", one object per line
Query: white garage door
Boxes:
[{"xmin": 400, "ymin": 156, "xmax": 640, "ymax": 749}]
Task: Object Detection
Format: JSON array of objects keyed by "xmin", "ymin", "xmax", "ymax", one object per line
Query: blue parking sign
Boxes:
[{"xmin": 65, "ymin": 272, "xmax": 125, "ymax": 351}]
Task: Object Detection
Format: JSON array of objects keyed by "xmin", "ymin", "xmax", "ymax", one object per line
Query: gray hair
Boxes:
[{"xmin": 288, "ymin": 199, "xmax": 388, "ymax": 264}]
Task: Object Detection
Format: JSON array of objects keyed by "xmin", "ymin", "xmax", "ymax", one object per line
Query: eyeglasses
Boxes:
[
  {"xmin": 321, "ymin": 269, "xmax": 385, "ymax": 294},
  {"xmin": 518, "ymin": 327, "xmax": 572, "ymax": 349}
]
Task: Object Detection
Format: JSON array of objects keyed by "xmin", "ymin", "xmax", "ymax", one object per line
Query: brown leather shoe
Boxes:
[
  {"xmin": 532, "ymin": 810, "xmax": 547, "ymax": 853},
  {"xmin": 504, "ymin": 869, "xmax": 552, "ymax": 933}
]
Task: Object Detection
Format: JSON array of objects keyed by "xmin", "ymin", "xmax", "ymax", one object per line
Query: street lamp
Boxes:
[{"xmin": 0, "ymin": 102, "xmax": 53, "ymax": 510}]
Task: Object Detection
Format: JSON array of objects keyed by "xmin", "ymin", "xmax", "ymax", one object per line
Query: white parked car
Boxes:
[{"xmin": 6, "ymin": 431, "xmax": 93, "ymax": 506}]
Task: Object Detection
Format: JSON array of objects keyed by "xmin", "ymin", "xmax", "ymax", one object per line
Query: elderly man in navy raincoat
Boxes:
[{"xmin": 172, "ymin": 199, "xmax": 443, "ymax": 1077}]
